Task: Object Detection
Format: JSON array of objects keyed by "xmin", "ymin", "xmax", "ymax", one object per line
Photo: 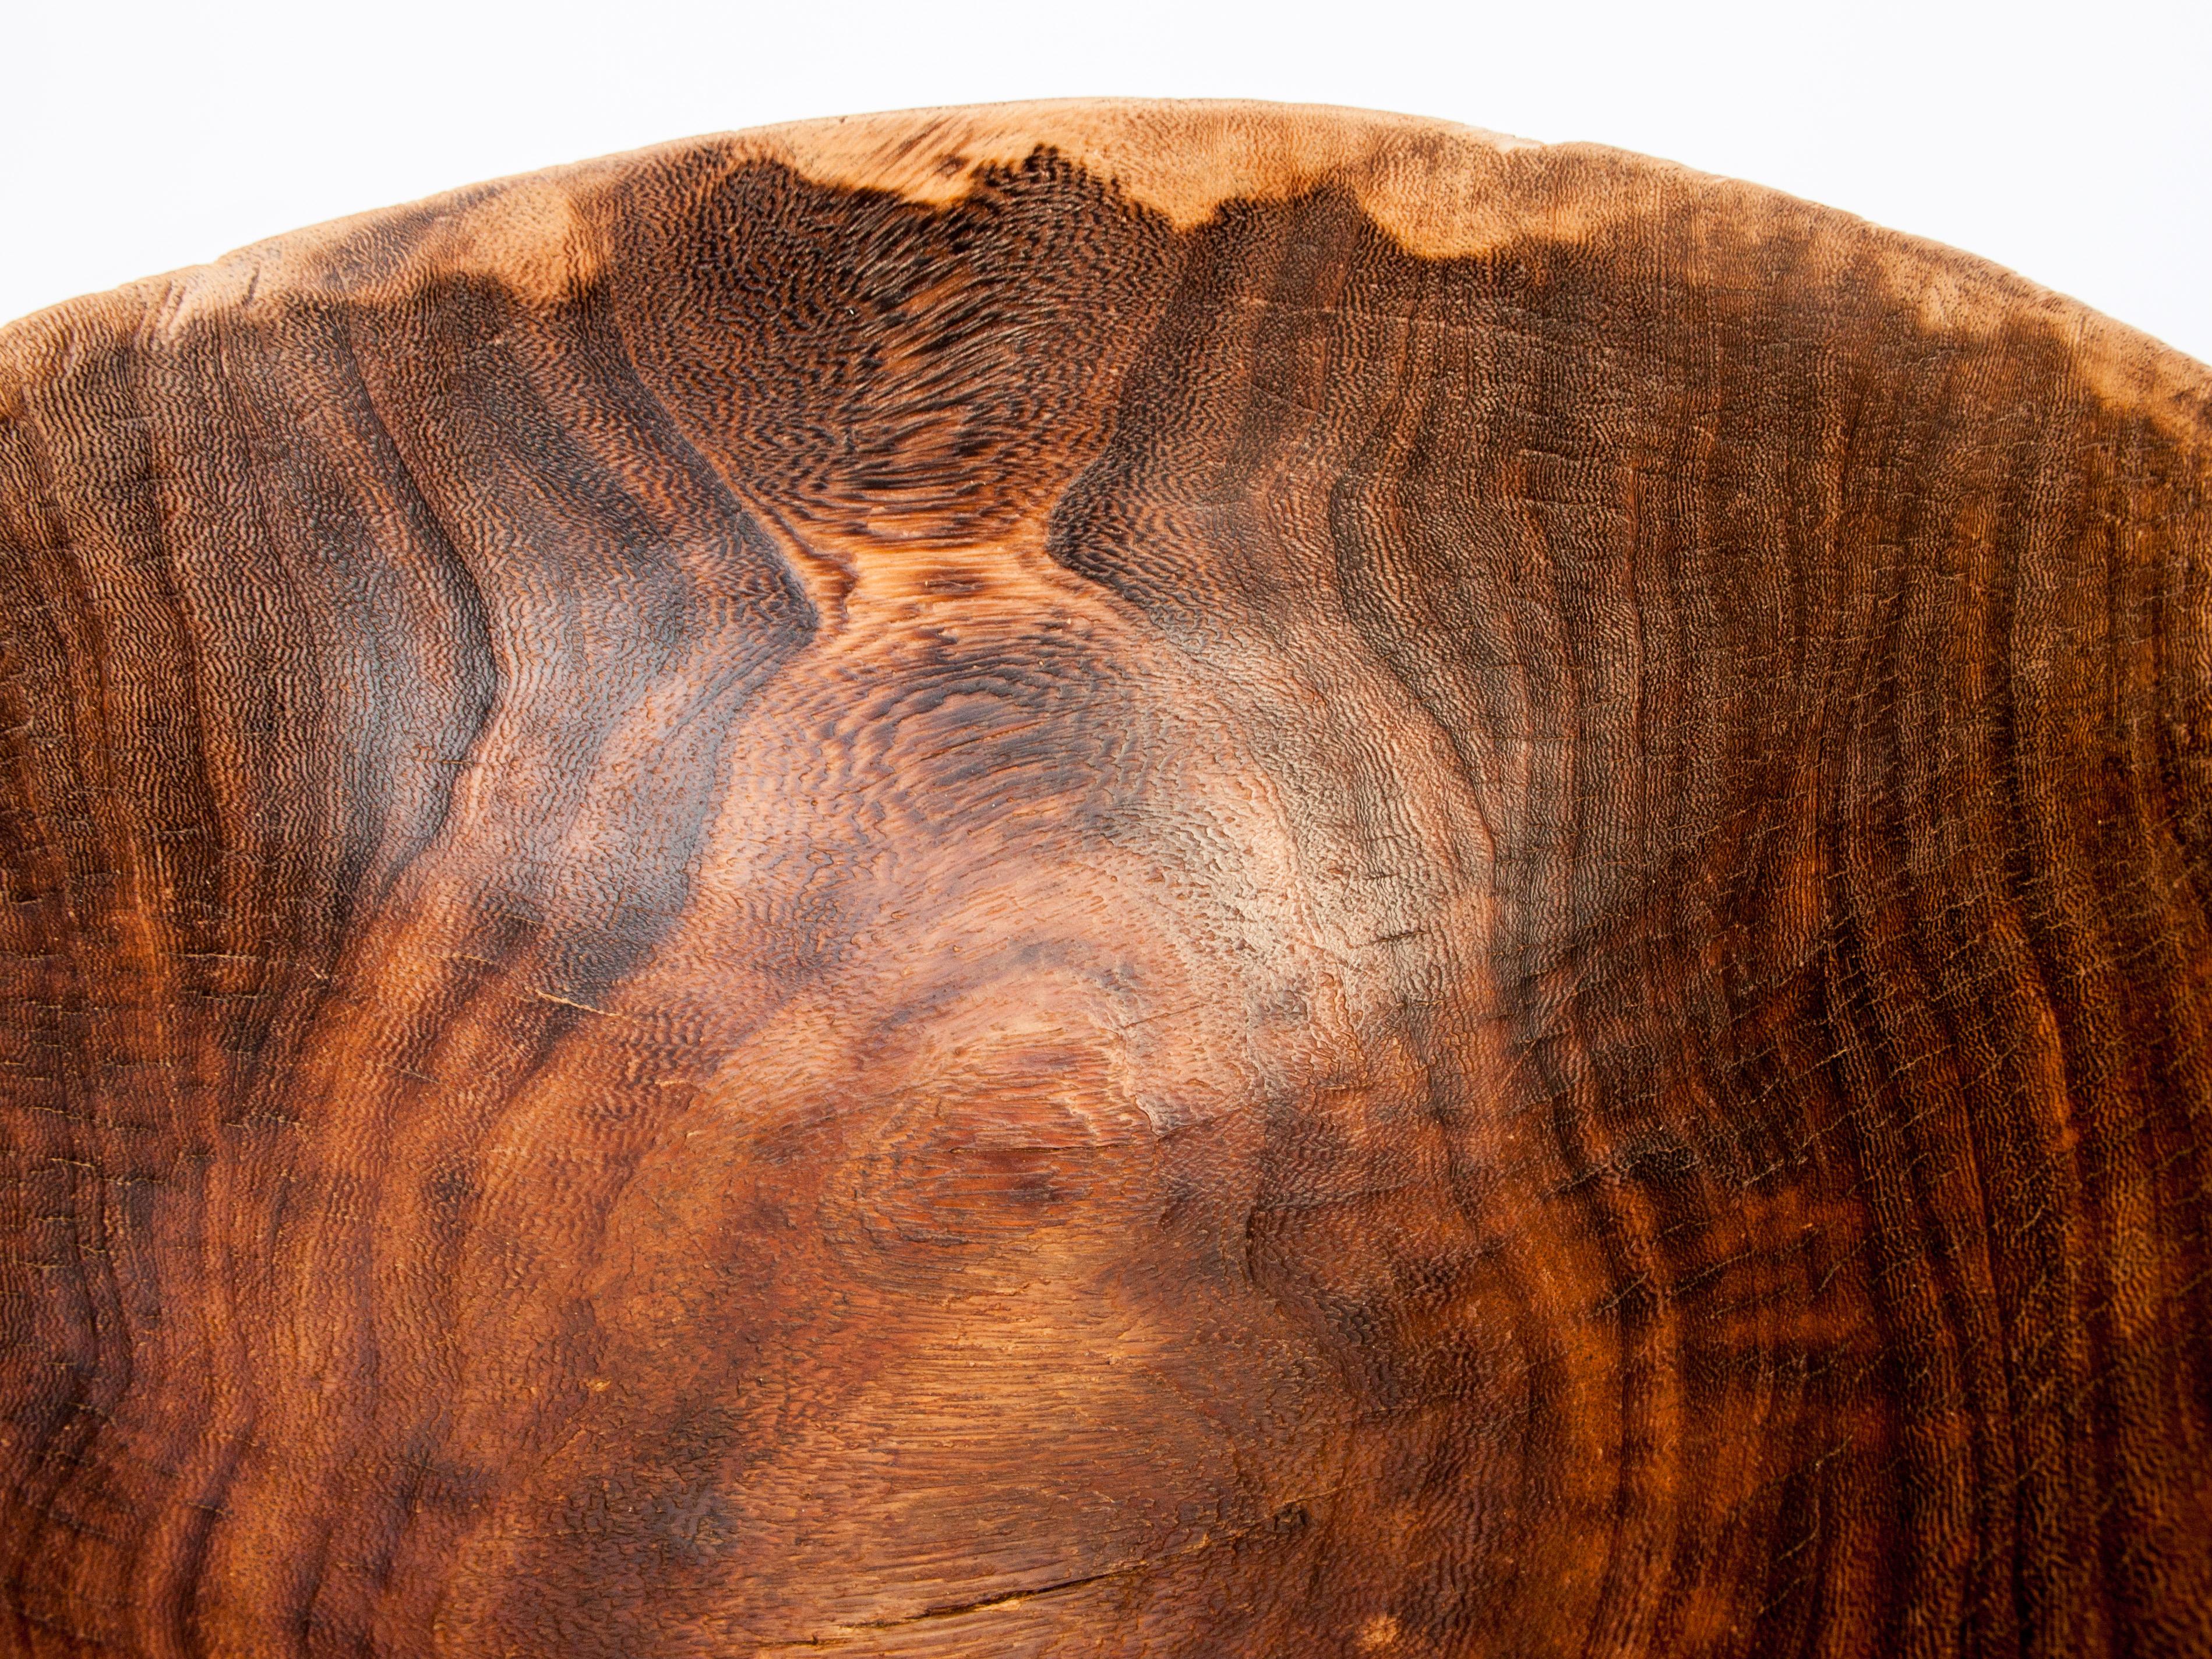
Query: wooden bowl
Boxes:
[{"xmin": 1, "ymin": 101, "xmax": 2207, "ymax": 1657}]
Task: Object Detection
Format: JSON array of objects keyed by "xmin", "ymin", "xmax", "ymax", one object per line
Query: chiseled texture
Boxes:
[{"xmin": 1, "ymin": 100, "xmax": 2210, "ymax": 1658}]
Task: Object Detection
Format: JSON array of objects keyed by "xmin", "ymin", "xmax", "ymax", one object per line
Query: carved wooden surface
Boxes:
[{"xmin": 1, "ymin": 100, "xmax": 2209, "ymax": 1657}]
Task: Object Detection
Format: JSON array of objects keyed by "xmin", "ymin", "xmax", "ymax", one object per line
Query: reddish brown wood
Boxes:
[{"xmin": 1, "ymin": 100, "xmax": 2210, "ymax": 1657}]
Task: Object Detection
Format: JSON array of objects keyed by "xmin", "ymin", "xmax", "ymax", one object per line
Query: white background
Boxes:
[{"xmin": 6, "ymin": 0, "xmax": 2208, "ymax": 365}]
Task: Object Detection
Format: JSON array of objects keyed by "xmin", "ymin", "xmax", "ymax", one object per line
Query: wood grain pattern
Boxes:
[{"xmin": 1, "ymin": 99, "xmax": 2210, "ymax": 1657}]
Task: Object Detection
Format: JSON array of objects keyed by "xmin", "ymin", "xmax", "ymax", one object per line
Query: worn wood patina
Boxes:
[{"xmin": 1, "ymin": 101, "xmax": 2209, "ymax": 1657}]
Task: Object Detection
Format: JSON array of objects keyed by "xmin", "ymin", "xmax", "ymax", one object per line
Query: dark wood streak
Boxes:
[{"xmin": 0, "ymin": 99, "xmax": 2209, "ymax": 1657}]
